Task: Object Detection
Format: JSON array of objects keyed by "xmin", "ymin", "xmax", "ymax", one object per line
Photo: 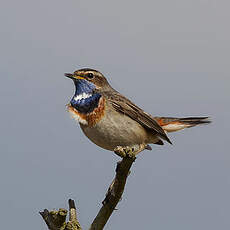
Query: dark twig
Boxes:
[{"xmin": 89, "ymin": 156, "xmax": 136, "ymax": 230}]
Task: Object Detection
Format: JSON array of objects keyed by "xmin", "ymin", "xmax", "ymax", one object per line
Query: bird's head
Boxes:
[
  {"xmin": 65, "ymin": 68, "xmax": 110, "ymax": 114},
  {"xmin": 65, "ymin": 68, "xmax": 109, "ymax": 91}
]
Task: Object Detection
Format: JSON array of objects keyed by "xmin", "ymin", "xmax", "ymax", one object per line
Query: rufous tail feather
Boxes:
[{"xmin": 154, "ymin": 117, "xmax": 211, "ymax": 133}]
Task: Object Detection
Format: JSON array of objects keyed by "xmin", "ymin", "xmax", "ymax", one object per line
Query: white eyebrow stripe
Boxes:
[{"xmin": 74, "ymin": 93, "xmax": 92, "ymax": 101}]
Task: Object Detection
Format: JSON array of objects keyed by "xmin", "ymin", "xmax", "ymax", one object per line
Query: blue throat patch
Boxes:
[{"xmin": 70, "ymin": 79, "xmax": 101, "ymax": 114}]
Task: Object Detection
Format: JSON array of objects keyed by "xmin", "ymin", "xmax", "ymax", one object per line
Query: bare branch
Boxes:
[
  {"xmin": 40, "ymin": 199, "xmax": 82, "ymax": 230},
  {"xmin": 67, "ymin": 199, "xmax": 82, "ymax": 230},
  {"xmin": 89, "ymin": 156, "xmax": 136, "ymax": 230}
]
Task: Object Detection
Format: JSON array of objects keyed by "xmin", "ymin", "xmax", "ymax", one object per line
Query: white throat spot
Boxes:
[{"xmin": 74, "ymin": 93, "xmax": 92, "ymax": 101}]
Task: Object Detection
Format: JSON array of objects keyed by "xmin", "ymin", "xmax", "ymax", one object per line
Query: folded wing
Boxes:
[{"xmin": 103, "ymin": 91, "xmax": 172, "ymax": 144}]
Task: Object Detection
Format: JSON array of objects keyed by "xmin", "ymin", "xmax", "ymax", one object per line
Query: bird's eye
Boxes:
[{"xmin": 87, "ymin": 73, "xmax": 94, "ymax": 79}]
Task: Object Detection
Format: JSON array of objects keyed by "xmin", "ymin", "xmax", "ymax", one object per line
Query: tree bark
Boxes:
[
  {"xmin": 89, "ymin": 156, "xmax": 136, "ymax": 230},
  {"xmin": 40, "ymin": 199, "xmax": 82, "ymax": 230}
]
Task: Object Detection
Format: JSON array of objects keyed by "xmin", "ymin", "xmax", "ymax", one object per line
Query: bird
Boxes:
[{"xmin": 65, "ymin": 68, "xmax": 210, "ymax": 157}]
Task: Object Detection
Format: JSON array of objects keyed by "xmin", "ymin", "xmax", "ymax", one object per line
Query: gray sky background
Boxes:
[{"xmin": 0, "ymin": 0, "xmax": 229, "ymax": 229}]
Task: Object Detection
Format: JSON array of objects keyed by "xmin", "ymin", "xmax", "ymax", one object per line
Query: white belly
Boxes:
[{"xmin": 80, "ymin": 105, "xmax": 150, "ymax": 151}]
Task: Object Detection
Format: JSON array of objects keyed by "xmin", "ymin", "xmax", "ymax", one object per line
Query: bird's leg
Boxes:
[{"xmin": 114, "ymin": 143, "xmax": 148, "ymax": 158}]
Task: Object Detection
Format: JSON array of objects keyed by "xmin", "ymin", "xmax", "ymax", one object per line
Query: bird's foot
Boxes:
[
  {"xmin": 114, "ymin": 144, "xmax": 148, "ymax": 158},
  {"xmin": 114, "ymin": 146, "xmax": 136, "ymax": 158}
]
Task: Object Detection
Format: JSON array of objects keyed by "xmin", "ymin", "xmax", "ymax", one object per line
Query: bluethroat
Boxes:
[{"xmin": 65, "ymin": 68, "xmax": 210, "ymax": 157}]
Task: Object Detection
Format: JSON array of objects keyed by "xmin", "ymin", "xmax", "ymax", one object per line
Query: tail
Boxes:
[{"xmin": 154, "ymin": 116, "xmax": 211, "ymax": 133}]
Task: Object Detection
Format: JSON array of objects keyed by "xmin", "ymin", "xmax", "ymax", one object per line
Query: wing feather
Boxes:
[{"xmin": 102, "ymin": 90, "xmax": 172, "ymax": 144}]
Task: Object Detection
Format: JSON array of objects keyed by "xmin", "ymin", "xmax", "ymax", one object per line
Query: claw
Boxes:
[
  {"xmin": 114, "ymin": 146, "xmax": 136, "ymax": 158},
  {"xmin": 114, "ymin": 144, "xmax": 148, "ymax": 158},
  {"xmin": 145, "ymin": 144, "xmax": 152, "ymax": 150}
]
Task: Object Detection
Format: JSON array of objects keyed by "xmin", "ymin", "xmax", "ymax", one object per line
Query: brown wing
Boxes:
[{"xmin": 102, "ymin": 90, "xmax": 172, "ymax": 144}]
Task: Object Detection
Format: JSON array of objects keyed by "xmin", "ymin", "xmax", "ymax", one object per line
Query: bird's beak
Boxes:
[
  {"xmin": 65, "ymin": 73, "xmax": 85, "ymax": 80},
  {"xmin": 65, "ymin": 73, "xmax": 75, "ymax": 80}
]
